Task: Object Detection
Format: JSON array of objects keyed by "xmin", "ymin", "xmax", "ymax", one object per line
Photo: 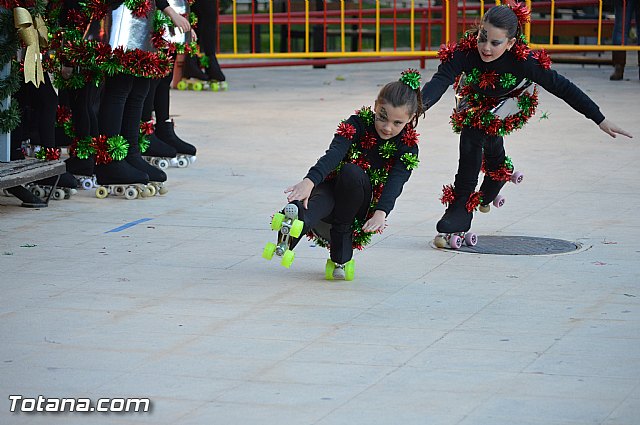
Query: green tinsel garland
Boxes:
[
  {"xmin": 0, "ymin": 61, "xmax": 20, "ymax": 99},
  {"xmin": 401, "ymin": 152, "xmax": 420, "ymax": 170},
  {"xmin": 0, "ymin": 102, "xmax": 20, "ymax": 133}
]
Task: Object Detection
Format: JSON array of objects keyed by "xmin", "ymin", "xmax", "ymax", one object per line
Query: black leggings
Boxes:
[
  {"xmin": 454, "ymin": 127, "xmax": 506, "ymax": 194},
  {"xmin": 67, "ymin": 84, "xmax": 101, "ymax": 139},
  {"xmin": 192, "ymin": 0, "xmax": 218, "ymax": 56},
  {"xmin": 142, "ymin": 71, "xmax": 173, "ymax": 123},
  {"xmin": 293, "ymin": 163, "xmax": 372, "ymax": 263},
  {"xmin": 99, "ymin": 74, "xmax": 150, "ymax": 155}
]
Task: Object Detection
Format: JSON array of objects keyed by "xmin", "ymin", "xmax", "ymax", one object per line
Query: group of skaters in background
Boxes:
[{"xmin": 4, "ymin": 0, "xmax": 225, "ymax": 206}]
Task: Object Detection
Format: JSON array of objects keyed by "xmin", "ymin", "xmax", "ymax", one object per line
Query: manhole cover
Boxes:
[{"xmin": 434, "ymin": 235, "xmax": 584, "ymax": 255}]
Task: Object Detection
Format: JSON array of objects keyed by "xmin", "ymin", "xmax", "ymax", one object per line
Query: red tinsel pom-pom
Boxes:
[
  {"xmin": 466, "ymin": 191, "xmax": 482, "ymax": 212},
  {"xmin": 437, "ymin": 42, "xmax": 457, "ymax": 63},
  {"xmin": 440, "ymin": 184, "xmax": 456, "ymax": 205},
  {"xmin": 402, "ymin": 125, "xmax": 419, "ymax": 147},
  {"xmin": 511, "ymin": 42, "xmax": 530, "ymax": 61},
  {"xmin": 458, "ymin": 32, "xmax": 478, "ymax": 51},
  {"xmin": 140, "ymin": 121, "xmax": 154, "ymax": 135},
  {"xmin": 360, "ymin": 131, "xmax": 377, "ymax": 150},
  {"xmin": 478, "ymin": 70, "xmax": 498, "ymax": 90},
  {"xmin": 45, "ymin": 148, "xmax": 61, "ymax": 161},
  {"xmin": 353, "ymin": 156, "xmax": 371, "ymax": 171},
  {"xmin": 56, "ymin": 105, "xmax": 72, "ymax": 125},
  {"xmin": 508, "ymin": 1, "xmax": 532, "ymax": 26},
  {"xmin": 336, "ymin": 122, "xmax": 357, "ymax": 140},
  {"xmin": 532, "ymin": 49, "xmax": 552, "ymax": 69}
]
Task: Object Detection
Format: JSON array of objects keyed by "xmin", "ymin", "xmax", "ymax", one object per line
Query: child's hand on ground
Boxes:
[
  {"xmin": 285, "ymin": 178, "xmax": 314, "ymax": 208},
  {"xmin": 362, "ymin": 210, "xmax": 387, "ymax": 233},
  {"xmin": 599, "ymin": 119, "xmax": 633, "ymax": 138}
]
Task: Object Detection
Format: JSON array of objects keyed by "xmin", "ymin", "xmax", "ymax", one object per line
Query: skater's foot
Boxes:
[
  {"xmin": 5, "ymin": 185, "xmax": 48, "ymax": 208},
  {"xmin": 144, "ymin": 133, "xmax": 177, "ymax": 158},
  {"xmin": 127, "ymin": 155, "xmax": 167, "ymax": 183},
  {"xmin": 95, "ymin": 160, "xmax": 149, "ymax": 186},
  {"xmin": 65, "ymin": 156, "xmax": 95, "ymax": 177},
  {"xmin": 182, "ymin": 55, "xmax": 209, "ymax": 81},
  {"xmin": 436, "ymin": 200, "xmax": 473, "ymax": 234},
  {"xmin": 155, "ymin": 120, "xmax": 197, "ymax": 156},
  {"xmin": 325, "ymin": 259, "xmax": 355, "ymax": 281},
  {"xmin": 329, "ymin": 224, "xmax": 353, "ymax": 266}
]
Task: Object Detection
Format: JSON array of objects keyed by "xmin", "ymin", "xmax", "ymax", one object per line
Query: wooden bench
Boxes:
[{"xmin": 0, "ymin": 159, "xmax": 65, "ymax": 205}]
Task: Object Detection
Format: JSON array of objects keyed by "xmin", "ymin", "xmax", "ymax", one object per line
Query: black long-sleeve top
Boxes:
[
  {"xmin": 421, "ymin": 41, "xmax": 605, "ymax": 125},
  {"xmin": 305, "ymin": 111, "xmax": 420, "ymax": 216}
]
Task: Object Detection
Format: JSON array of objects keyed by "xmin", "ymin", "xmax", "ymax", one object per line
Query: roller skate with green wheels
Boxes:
[
  {"xmin": 263, "ymin": 203, "xmax": 305, "ymax": 268},
  {"xmin": 325, "ymin": 259, "xmax": 355, "ymax": 281}
]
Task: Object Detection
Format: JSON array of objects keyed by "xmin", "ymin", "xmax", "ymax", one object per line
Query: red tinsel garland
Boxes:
[
  {"xmin": 478, "ymin": 71, "xmax": 498, "ymax": 90},
  {"xmin": 440, "ymin": 184, "xmax": 455, "ymax": 205},
  {"xmin": 532, "ymin": 49, "xmax": 552, "ymax": 69},
  {"xmin": 401, "ymin": 125, "xmax": 419, "ymax": 147},
  {"xmin": 360, "ymin": 131, "xmax": 377, "ymax": 150},
  {"xmin": 466, "ymin": 192, "xmax": 482, "ymax": 212},
  {"xmin": 437, "ymin": 42, "xmax": 457, "ymax": 63}
]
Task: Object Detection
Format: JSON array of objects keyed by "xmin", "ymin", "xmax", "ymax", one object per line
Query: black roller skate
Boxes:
[
  {"xmin": 155, "ymin": 120, "xmax": 197, "ymax": 168},
  {"xmin": 142, "ymin": 133, "xmax": 178, "ymax": 171},
  {"xmin": 434, "ymin": 187, "xmax": 478, "ymax": 250},
  {"xmin": 263, "ymin": 203, "xmax": 305, "ymax": 268},
  {"xmin": 478, "ymin": 158, "xmax": 524, "ymax": 213},
  {"xmin": 94, "ymin": 160, "xmax": 152, "ymax": 200},
  {"xmin": 27, "ymin": 172, "xmax": 78, "ymax": 201},
  {"xmin": 66, "ymin": 156, "xmax": 97, "ymax": 190}
]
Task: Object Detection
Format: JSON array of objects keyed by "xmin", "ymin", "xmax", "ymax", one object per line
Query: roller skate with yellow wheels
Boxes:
[
  {"xmin": 94, "ymin": 160, "xmax": 153, "ymax": 200},
  {"xmin": 263, "ymin": 203, "xmax": 305, "ymax": 268},
  {"xmin": 433, "ymin": 188, "xmax": 478, "ymax": 250},
  {"xmin": 325, "ymin": 259, "xmax": 355, "ymax": 281}
]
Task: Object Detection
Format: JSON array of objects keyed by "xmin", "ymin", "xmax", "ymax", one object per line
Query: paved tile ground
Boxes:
[{"xmin": 1, "ymin": 60, "xmax": 639, "ymax": 425}]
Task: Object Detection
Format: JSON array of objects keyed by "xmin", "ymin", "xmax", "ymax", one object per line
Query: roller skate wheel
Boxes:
[
  {"xmin": 290, "ymin": 219, "xmax": 304, "ymax": 238},
  {"xmin": 511, "ymin": 171, "xmax": 524, "ymax": 184},
  {"xmin": 271, "ymin": 212, "xmax": 285, "ymax": 231},
  {"xmin": 344, "ymin": 259, "xmax": 355, "ymax": 281},
  {"xmin": 434, "ymin": 235, "xmax": 447, "ymax": 248},
  {"xmin": 176, "ymin": 80, "xmax": 187, "ymax": 90},
  {"xmin": 81, "ymin": 178, "xmax": 93, "ymax": 190},
  {"xmin": 493, "ymin": 195, "xmax": 505, "ymax": 208},
  {"xmin": 211, "ymin": 82, "xmax": 219, "ymax": 92},
  {"xmin": 325, "ymin": 259, "xmax": 336, "ymax": 280},
  {"xmin": 114, "ymin": 186, "xmax": 125, "ymax": 196},
  {"xmin": 157, "ymin": 159, "xmax": 169, "ymax": 169},
  {"xmin": 69, "ymin": 188, "xmax": 77, "ymax": 196},
  {"xmin": 188, "ymin": 156, "xmax": 197, "ymax": 165},
  {"xmin": 449, "ymin": 235, "xmax": 462, "ymax": 249},
  {"xmin": 169, "ymin": 158, "xmax": 179, "ymax": 167},
  {"xmin": 146, "ymin": 184, "xmax": 157, "ymax": 197},
  {"xmin": 262, "ymin": 242, "xmax": 276, "ymax": 260},
  {"xmin": 158, "ymin": 186, "xmax": 168, "ymax": 195},
  {"xmin": 95, "ymin": 186, "xmax": 109, "ymax": 199},
  {"xmin": 281, "ymin": 250, "xmax": 295, "ymax": 268},
  {"xmin": 53, "ymin": 188, "xmax": 66, "ymax": 200},
  {"xmin": 478, "ymin": 204, "xmax": 490, "ymax": 213},
  {"xmin": 220, "ymin": 81, "xmax": 228, "ymax": 91},
  {"xmin": 177, "ymin": 157, "xmax": 189, "ymax": 168},
  {"xmin": 191, "ymin": 82, "xmax": 203, "ymax": 91},
  {"xmin": 31, "ymin": 186, "xmax": 45, "ymax": 198},
  {"xmin": 464, "ymin": 232, "xmax": 478, "ymax": 247},
  {"xmin": 125, "ymin": 187, "xmax": 139, "ymax": 200}
]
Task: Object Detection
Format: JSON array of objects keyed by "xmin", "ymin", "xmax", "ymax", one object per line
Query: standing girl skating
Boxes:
[
  {"xmin": 421, "ymin": 3, "xmax": 632, "ymax": 249},
  {"xmin": 263, "ymin": 70, "xmax": 423, "ymax": 281}
]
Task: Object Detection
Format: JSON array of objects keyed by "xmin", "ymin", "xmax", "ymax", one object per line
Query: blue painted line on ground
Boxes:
[{"xmin": 105, "ymin": 218, "xmax": 153, "ymax": 233}]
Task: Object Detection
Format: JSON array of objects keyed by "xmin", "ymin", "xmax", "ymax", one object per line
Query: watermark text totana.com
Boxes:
[{"xmin": 9, "ymin": 395, "xmax": 151, "ymax": 413}]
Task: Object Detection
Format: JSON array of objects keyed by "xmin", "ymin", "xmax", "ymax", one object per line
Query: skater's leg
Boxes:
[
  {"xmin": 121, "ymin": 77, "xmax": 167, "ymax": 183},
  {"xmin": 437, "ymin": 127, "xmax": 485, "ymax": 233},
  {"xmin": 287, "ymin": 182, "xmax": 336, "ymax": 250},
  {"xmin": 329, "ymin": 163, "xmax": 372, "ymax": 264},
  {"xmin": 96, "ymin": 74, "xmax": 149, "ymax": 185},
  {"xmin": 140, "ymin": 75, "xmax": 177, "ymax": 159},
  {"xmin": 479, "ymin": 135, "xmax": 508, "ymax": 205}
]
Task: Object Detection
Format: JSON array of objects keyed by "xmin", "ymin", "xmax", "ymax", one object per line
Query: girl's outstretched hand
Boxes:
[
  {"xmin": 285, "ymin": 178, "xmax": 314, "ymax": 209},
  {"xmin": 362, "ymin": 210, "xmax": 387, "ymax": 233},
  {"xmin": 599, "ymin": 119, "xmax": 633, "ymax": 139}
]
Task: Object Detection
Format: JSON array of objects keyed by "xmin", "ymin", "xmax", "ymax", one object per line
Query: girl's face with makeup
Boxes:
[
  {"xmin": 477, "ymin": 22, "xmax": 516, "ymax": 62},
  {"xmin": 373, "ymin": 101, "xmax": 412, "ymax": 140}
]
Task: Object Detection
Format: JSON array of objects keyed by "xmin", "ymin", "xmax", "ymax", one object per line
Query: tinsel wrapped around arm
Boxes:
[
  {"xmin": 375, "ymin": 143, "xmax": 419, "ymax": 216},
  {"xmin": 520, "ymin": 53, "xmax": 605, "ymax": 125},
  {"xmin": 305, "ymin": 115, "xmax": 362, "ymax": 185}
]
